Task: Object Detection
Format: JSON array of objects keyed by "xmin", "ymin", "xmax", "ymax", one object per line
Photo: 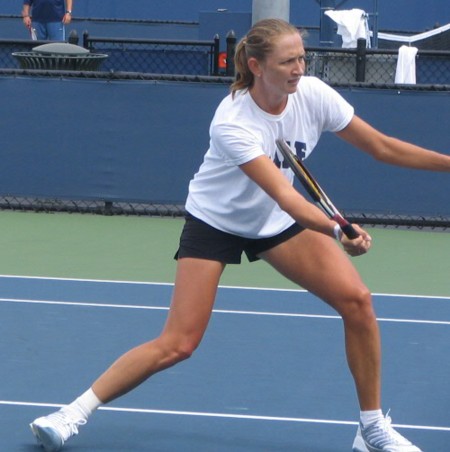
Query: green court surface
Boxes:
[{"xmin": 0, "ymin": 210, "xmax": 448, "ymax": 297}]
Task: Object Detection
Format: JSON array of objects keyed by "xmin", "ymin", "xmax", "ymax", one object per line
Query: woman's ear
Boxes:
[{"xmin": 248, "ymin": 57, "xmax": 262, "ymax": 78}]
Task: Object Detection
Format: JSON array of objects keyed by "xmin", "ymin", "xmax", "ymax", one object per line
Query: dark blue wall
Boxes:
[
  {"xmin": 307, "ymin": 88, "xmax": 450, "ymax": 217},
  {"xmin": 2, "ymin": 0, "xmax": 449, "ymax": 40},
  {"xmin": 0, "ymin": 17, "xmax": 202, "ymax": 41},
  {"xmin": 0, "ymin": 76, "xmax": 448, "ymax": 218},
  {"xmin": 0, "ymin": 77, "xmax": 223, "ymax": 204}
]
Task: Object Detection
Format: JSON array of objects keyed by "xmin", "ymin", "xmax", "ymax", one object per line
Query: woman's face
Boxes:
[{"xmin": 255, "ymin": 32, "xmax": 306, "ymax": 97}]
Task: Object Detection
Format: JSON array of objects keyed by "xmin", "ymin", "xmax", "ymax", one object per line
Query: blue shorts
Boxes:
[{"xmin": 174, "ymin": 213, "xmax": 304, "ymax": 264}]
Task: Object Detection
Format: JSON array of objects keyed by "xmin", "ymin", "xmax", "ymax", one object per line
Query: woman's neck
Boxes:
[{"xmin": 249, "ymin": 85, "xmax": 288, "ymax": 115}]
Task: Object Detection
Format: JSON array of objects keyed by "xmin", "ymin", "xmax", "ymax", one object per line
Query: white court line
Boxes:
[
  {"xmin": 1, "ymin": 297, "xmax": 450, "ymax": 325},
  {"xmin": 1, "ymin": 400, "xmax": 449, "ymax": 432},
  {"xmin": 0, "ymin": 274, "xmax": 450, "ymax": 300}
]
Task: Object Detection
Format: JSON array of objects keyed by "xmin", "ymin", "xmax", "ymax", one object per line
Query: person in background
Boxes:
[
  {"xmin": 22, "ymin": 0, "xmax": 73, "ymax": 41},
  {"xmin": 29, "ymin": 18, "xmax": 450, "ymax": 452}
]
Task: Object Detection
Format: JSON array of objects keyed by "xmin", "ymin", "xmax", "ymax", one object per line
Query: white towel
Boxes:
[
  {"xmin": 378, "ymin": 22, "xmax": 450, "ymax": 45},
  {"xmin": 325, "ymin": 9, "xmax": 370, "ymax": 48},
  {"xmin": 395, "ymin": 45, "xmax": 418, "ymax": 84}
]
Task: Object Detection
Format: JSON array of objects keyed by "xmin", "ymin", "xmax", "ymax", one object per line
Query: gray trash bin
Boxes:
[{"xmin": 12, "ymin": 43, "xmax": 108, "ymax": 71}]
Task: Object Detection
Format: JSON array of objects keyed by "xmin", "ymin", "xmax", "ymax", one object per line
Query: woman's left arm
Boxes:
[{"xmin": 337, "ymin": 115, "xmax": 450, "ymax": 172}]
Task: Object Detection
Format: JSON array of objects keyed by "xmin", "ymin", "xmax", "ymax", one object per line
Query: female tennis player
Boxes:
[{"xmin": 30, "ymin": 19, "xmax": 450, "ymax": 452}]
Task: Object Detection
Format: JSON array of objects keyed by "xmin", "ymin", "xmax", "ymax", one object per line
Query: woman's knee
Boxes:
[
  {"xmin": 338, "ymin": 286, "xmax": 375, "ymax": 325},
  {"xmin": 172, "ymin": 339, "xmax": 199, "ymax": 362},
  {"xmin": 156, "ymin": 334, "xmax": 201, "ymax": 365}
]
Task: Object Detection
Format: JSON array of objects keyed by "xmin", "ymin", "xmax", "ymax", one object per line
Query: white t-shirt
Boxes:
[{"xmin": 186, "ymin": 76, "xmax": 354, "ymax": 238}]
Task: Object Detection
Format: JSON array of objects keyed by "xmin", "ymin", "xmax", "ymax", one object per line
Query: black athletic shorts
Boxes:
[{"xmin": 174, "ymin": 213, "xmax": 304, "ymax": 264}]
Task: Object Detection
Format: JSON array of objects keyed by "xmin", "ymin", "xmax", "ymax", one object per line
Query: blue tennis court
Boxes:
[{"xmin": 1, "ymin": 275, "xmax": 449, "ymax": 451}]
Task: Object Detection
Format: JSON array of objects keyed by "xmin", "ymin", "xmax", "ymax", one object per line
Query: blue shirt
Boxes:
[{"xmin": 24, "ymin": 0, "xmax": 66, "ymax": 23}]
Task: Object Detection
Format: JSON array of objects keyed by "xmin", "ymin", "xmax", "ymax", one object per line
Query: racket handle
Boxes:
[{"xmin": 341, "ymin": 223, "xmax": 359, "ymax": 240}]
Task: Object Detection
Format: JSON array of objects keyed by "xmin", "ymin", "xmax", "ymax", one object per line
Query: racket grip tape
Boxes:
[{"xmin": 341, "ymin": 223, "xmax": 359, "ymax": 240}]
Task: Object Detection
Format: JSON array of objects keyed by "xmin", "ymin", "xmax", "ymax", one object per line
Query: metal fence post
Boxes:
[
  {"xmin": 213, "ymin": 34, "xmax": 220, "ymax": 75},
  {"xmin": 226, "ymin": 30, "xmax": 236, "ymax": 77},
  {"xmin": 68, "ymin": 30, "xmax": 78, "ymax": 45},
  {"xmin": 356, "ymin": 38, "xmax": 367, "ymax": 82},
  {"xmin": 82, "ymin": 31, "xmax": 89, "ymax": 50}
]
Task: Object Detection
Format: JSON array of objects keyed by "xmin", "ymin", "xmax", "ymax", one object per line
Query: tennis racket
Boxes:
[{"xmin": 275, "ymin": 139, "xmax": 359, "ymax": 239}]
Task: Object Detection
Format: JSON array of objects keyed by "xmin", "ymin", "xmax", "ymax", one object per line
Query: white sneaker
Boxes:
[
  {"xmin": 30, "ymin": 407, "xmax": 86, "ymax": 452},
  {"xmin": 352, "ymin": 415, "xmax": 422, "ymax": 452}
]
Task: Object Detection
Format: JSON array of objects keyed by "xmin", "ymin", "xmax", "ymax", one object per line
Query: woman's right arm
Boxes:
[{"xmin": 239, "ymin": 155, "xmax": 372, "ymax": 253}]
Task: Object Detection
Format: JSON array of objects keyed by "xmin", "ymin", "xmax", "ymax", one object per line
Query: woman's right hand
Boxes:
[{"xmin": 340, "ymin": 224, "xmax": 372, "ymax": 257}]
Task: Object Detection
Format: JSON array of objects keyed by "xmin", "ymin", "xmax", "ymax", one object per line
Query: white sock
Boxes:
[
  {"xmin": 66, "ymin": 388, "xmax": 102, "ymax": 420},
  {"xmin": 360, "ymin": 409, "xmax": 383, "ymax": 428}
]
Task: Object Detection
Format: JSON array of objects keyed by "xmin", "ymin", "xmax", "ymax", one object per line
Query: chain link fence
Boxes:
[
  {"xmin": 1, "ymin": 35, "xmax": 449, "ymax": 84},
  {"xmin": 0, "ymin": 195, "xmax": 448, "ymax": 229},
  {"xmin": 83, "ymin": 34, "xmax": 220, "ymax": 76},
  {"xmin": 0, "ymin": 38, "xmax": 46, "ymax": 68},
  {"xmin": 305, "ymin": 46, "xmax": 450, "ymax": 85},
  {"xmin": 0, "ymin": 196, "xmax": 186, "ymax": 217},
  {"xmin": 0, "ymin": 34, "xmax": 225, "ymax": 76}
]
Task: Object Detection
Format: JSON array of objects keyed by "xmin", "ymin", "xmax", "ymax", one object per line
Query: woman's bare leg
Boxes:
[
  {"xmin": 92, "ymin": 257, "xmax": 225, "ymax": 403},
  {"xmin": 260, "ymin": 229, "xmax": 381, "ymax": 410}
]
